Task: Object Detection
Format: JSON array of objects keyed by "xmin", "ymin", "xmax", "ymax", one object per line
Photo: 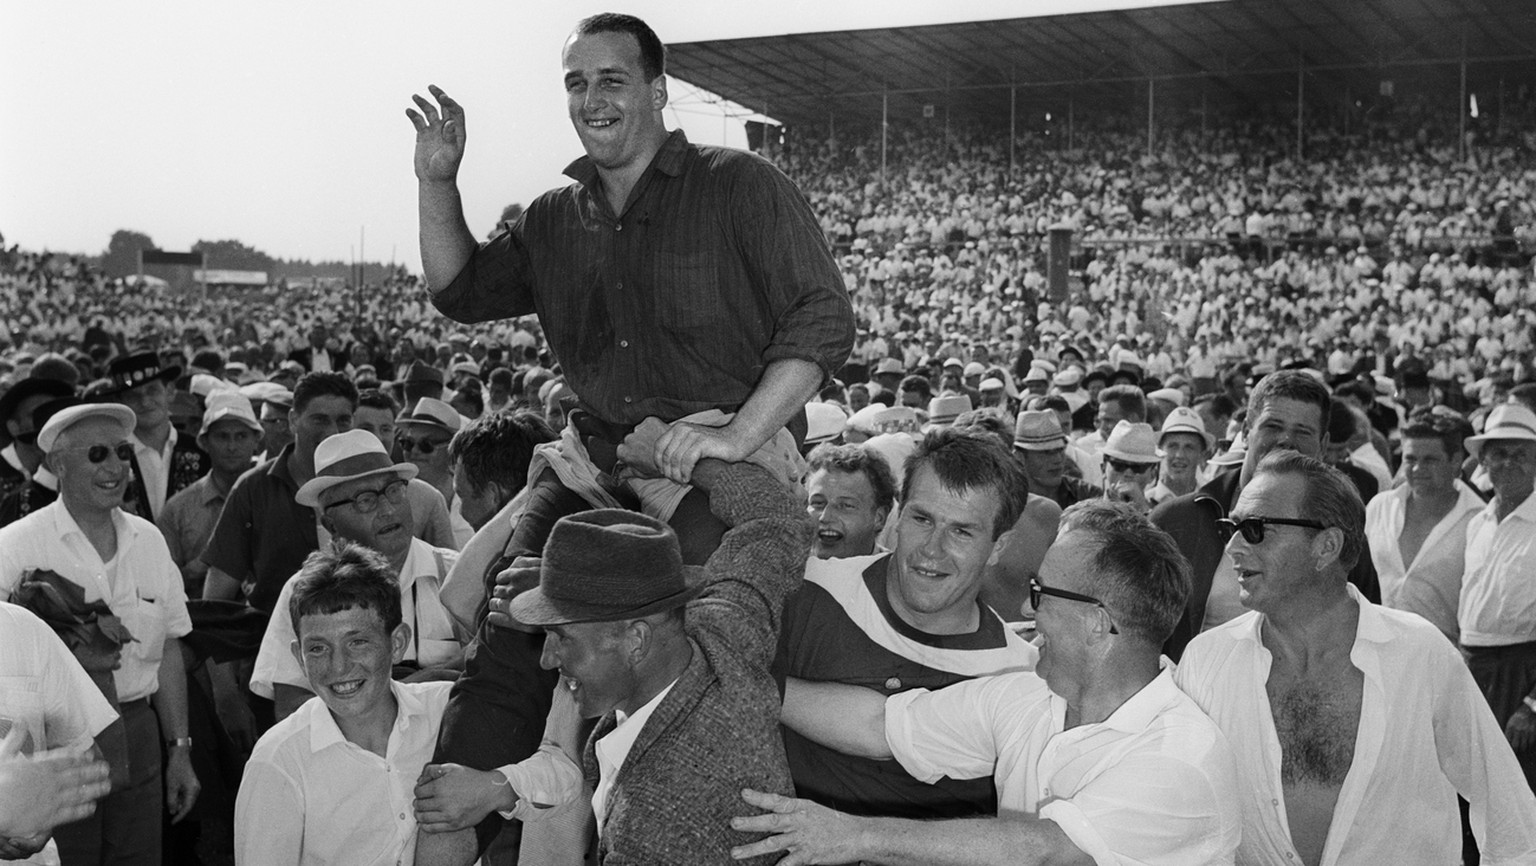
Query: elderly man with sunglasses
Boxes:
[
  {"xmin": 1175, "ymin": 451, "xmax": 1536, "ymax": 866},
  {"xmin": 0, "ymin": 403, "xmax": 200, "ymax": 865},
  {"xmin": 733, "ymin": 500, "xmax": 1241, "ymax": 866},
  {"xmin": 249, "ymin": 430, "xmax": 464, "ymax": 722}
]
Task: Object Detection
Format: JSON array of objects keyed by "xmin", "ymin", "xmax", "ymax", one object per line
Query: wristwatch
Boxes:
[{"xmin": 166, "ymin": 736, "xmax": 193, "ymax": 750}]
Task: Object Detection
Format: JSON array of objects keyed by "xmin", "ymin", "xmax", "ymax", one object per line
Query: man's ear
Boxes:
[
  {"xmin": 389, "ymin": 622, "xmax": 412, "ymax": 664},
  {"xmin": 988, "ymin": 528, "xmax": 1017, "ymax": 567},
  {"xmin": 289, "ymin": 638, "xmax": 303, "ymax": 670},
  {"xmin": 651, "ymin": 74, "xmax": 668, "ymax": 111},
  {"xmin": 1311, "ymin": 526, "xmax": 1345, "ymax": 572}
]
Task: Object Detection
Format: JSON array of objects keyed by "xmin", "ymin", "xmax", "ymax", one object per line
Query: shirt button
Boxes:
[
  {"xmin": 624, "ymin": 396, "xmax": 633, "ymax": 404},
  {"xmin": 884, "ymin": 677, "xmax": 901, "ymax": 690},
  {"xmin": 615, "ymin": 224, "xmax": 623, "ymax": 232},
  {"xmin": 619, "ymin": 340, "xmax": 629, "ymax": 348},
  {"xmin": 616, "ymin": 281, "xmax": 623, "ymax": 290}
]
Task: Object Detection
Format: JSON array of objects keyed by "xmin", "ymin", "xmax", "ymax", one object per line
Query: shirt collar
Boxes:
[
  {"xmin": 1483, "ymin": 486, "xmax": 1536, "ymax": 523},
  {"xmin": 562, "ymin": 128, "xmax": 690, "ymax": 186},
  {"xmin": 51, "ymin": 499, "xmax": 135, "ymax": 545},
  {"xmin": 266, "ymin": 442, "xmax": 298, "ymax": 485},
  {"xmin": 397, "ymin": 538, "xmax": 442, "ymax": 591},
  {"xmin": 32, "ymin": 466, "xmax": 58, "ymax": 492},
  {"xmin": 307, "ymin": 679, "xmax": 424, "ymax": 753},
  {"xmin": 1096, "ymin": 664, "xmax": 1182, "ymax": 734},
  {"xmin": 133, "ymin": 426, "xmax": 177, "ymax": 457}
]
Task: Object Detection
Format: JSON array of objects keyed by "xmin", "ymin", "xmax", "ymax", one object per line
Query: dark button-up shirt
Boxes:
[
  {"xmin": 432, "ymin": 130, "xmax": 853, "ymax": 425},
  {"xmin": 200, "ymin": 444, "xmax": 318, "ymax": 615}
]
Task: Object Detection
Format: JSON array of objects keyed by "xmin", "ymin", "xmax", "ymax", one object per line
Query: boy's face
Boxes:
[{"xmin": 291, "ymin": 605, "xmax": 408, "ymax": 723}]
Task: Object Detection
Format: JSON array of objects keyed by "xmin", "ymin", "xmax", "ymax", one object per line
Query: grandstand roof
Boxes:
[{"xmin": 669, "ymin": 0, "xmax": 1536, "ymax": 129}]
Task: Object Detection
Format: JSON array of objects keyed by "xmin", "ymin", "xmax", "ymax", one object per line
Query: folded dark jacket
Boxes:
[{"xmin": 10, "ymin": 568, "xmax": 136, "ymax": 653}]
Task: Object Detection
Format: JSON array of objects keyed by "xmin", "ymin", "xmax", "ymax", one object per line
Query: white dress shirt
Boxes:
[
  {"xmin": 1176, "ymin": 588, "xmax": 1536, "ymax": 866},
  {"xmin": 1460, "ymin": 490, "xmax": 1536, "ymax": 646},
  {"xmin": 0, "ymin": 502, "xmax": 191, "ymax": 702},
  {"xmin": 131, "ymin": 426, "xmax": 177, "ymax": 517},
  {"xmin": 1364, "ymin": 480, "xmax": 1485, "ymax": 641},
  {"xmin": 886, "ymin": 668, "xmax": 1241, "ymax": 865},
  {"xmin": 250, "ymin": 538, "xmax": 461, "ymax": 699},
  {"xmin": 592, "ymin": 679, "xmax": 676, "ymax": 836},
  {"xmin": 234, "ymin": 680, "xmax": 452, "ymax": 866},
  {"xmin": 0, "ymin": 601, "xmax": 117, "ymax": 754}
]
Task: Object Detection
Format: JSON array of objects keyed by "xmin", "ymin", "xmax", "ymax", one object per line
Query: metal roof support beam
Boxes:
[
  {"xmin": 1296, "ymin": 53, "xmax": 1304, "ymax": 160},
  {"xmin": 881, "ymin": 88, "xmax": 889, "ymax": 188},
  {"xmin": 1460, "ymin": 28, "xmax": 1468, "ymax": 162}
]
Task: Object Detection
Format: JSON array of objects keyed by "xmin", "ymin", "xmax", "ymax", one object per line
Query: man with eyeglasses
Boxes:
[
  {"xmin": 1152, "ymin": 370, "xmax": 1379, "ymax": 660},
  {"xmin": 1175, "ymin": 450, "xmax": 1536, "ymax": 866},
  {"xmin": 250, "ymin": 430, "xmax": 463, "ymax": 723},
  {"xmin": 0, "ymin": 402, "xmax": 201, "ymax": 864},
  {"xmin": 736, "ymin": 500, "xmax": 1241, "ymax": 866},
  {"xmin": 397, "ymin": 397, "xmax": 473, "ymax": 549},
  {"xmin": 1460, "ymin": 401, "xmax": 1536, "ymax": 799}
]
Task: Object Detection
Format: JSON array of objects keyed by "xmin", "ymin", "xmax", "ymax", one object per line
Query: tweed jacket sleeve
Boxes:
[{"xmin": 691, "ymin": 462, "xmax": 814, "ymax": 670}]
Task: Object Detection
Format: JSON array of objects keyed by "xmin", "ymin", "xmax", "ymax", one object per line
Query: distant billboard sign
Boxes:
[{"xmin": 194, "ymin": 269, "xmax": 268, "ymax": 286}]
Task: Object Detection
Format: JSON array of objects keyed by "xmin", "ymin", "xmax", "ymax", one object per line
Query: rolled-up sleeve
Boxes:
[
  {"xmin": 730, "ymin": 160, "xmax": 853, "ymax": 380},
  {"xmin": 430, "ymin": 227, "xmax": 537, "ymax": 325}
]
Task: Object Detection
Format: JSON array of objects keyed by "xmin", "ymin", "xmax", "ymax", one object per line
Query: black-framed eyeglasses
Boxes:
[
  {"xmin": 1029, "ymin": 577, "xmax": 1118, "ymax": 635},
  {"xmin": 1105, "ymin": 457, "xmax": 1156, "ymax": 474},
  {"xmin": 324, "ymin": 478, "xmax": 408, "ymax": 514},
  {"xmin": 397, "ymin": 435, "xmax": 448, "ymax": 455},
  {"xmin": 57, "ymin": 442, "xmax": 135, "ymax": 464},
  {"xmin": 1215, "ymin": 516, "xmax": 1328, "ymax": 545}
]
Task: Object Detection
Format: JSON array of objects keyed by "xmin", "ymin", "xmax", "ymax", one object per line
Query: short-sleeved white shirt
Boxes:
[
  {"xmin": 0, "ymin": 502, "xmax": 191, "ymax": 703},
  {"xmin": 234, "ymin": 680, "xmax": 453, "ymax": 866},
  {"xmin": 886, "ymin": 668, "xmax": 1241, "ymax": 866},
  {"xmin": 1460, "ymin": 490, "xmax": 1536, "ymax": 646}
]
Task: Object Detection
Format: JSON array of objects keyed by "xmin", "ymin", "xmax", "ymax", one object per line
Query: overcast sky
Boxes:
[{"xmin": 2, "ymin": 1, "xmax": 1194, "ymax": 271}]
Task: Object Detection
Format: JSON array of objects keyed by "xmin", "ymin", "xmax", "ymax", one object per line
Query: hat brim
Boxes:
[
  {"xmin": 1101, "ymin": 447, "xmax": 1162, "ymax": 464},
  {"xmin": 98, "ymin": 364, "xmax": 181, "ymax": 397},
  {"xmin": 507, "ymin": 565, "xmax": 706, "ymax": 626},
  {"xmin": 395, "ymin": 417, "xmax": 457, "ymax": 434},
  {"xmin": 295, "ymin": 464, "xmax": 418, "ymax": 508},
  {"xmin": 1014, "ymin": 439, "xmax": 1067, "ymax": 452},
  {"xmin": 1159, "ymin": 427, "xmax": 1216, "ymax": 450},
  {"xmin": 1465, "ymin": 431, "xmax": 1536, "ymax": 460}
]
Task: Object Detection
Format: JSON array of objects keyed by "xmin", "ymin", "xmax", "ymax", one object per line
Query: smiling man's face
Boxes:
[
  {"xmin": 293, "ymin": 605, "xmax": 407, "ymax": 727},
  {"xmin": 562, "ymin": 29, "xmax": 668, "ymax": 175}
]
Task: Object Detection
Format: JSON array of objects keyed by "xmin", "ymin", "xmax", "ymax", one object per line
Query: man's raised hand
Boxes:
[{"xmin": 407, "ymin": 85, "xmax": 467, "ymax": 183}]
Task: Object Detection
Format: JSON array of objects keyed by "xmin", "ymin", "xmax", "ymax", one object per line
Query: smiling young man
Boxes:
[
  {"xmin": 776, "ymin": 429, "xmax": 1037, "ymax": 821},
  {"xmin": 235, "ymin": 541, "xmax": 456, "ymax": 866},
  {"xmin": 803, "ymin": 442, "xmax": 897, "ymax": 560}
]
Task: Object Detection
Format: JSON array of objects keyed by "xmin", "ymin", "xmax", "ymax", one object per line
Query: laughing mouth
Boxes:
[
  {"xmin": 584, "ymin": 118, "xmax": 617, "ymax": 128},
  {"xmin": 329, "ymin": 680, "xmax": 364, "ymax": 697}
]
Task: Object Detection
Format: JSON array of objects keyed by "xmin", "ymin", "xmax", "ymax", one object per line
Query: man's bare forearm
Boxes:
[
  {"xmin": 780, "ymin": 678, "xmax": 891, "ymax": 759},
  {"xmin": 726, "ymin": 357, "xmax": 823, "ymax": 455},
  {"xmin": 857, "ymin": 814, "xmax": 1092, "ymax": 866},
  {"xmin": 419, "ymin": 179, "xmax": 477, "ymax": 292}
]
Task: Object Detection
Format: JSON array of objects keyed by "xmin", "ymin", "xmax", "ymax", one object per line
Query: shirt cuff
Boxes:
[
  {"xmin": 493, "ymin": 743, "xmax": 582, "ymax": 822},
  {"xmin": 1039, "ymin": 800, "xmax": 1118, "ymax": 866}
]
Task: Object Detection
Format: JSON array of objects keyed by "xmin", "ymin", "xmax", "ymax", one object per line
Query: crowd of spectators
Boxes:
[{"xmin": 4, "ymin": 95, "xmax": 1536, "ymax": 865}]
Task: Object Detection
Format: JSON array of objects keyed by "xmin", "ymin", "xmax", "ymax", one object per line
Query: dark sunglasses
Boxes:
[
  {"xmin": 1215, "ymin": 516, "xmax": 1328, "ymax": 545},
  {"xmin": 397, "ymin": 435, "xmax": 448, "ymax": 455},
  {"xmin": 1105, "ymin": 457, "xmax": 1156, "ymax": 474},
  {"xmin": 59, "ymin": 442, "xmax": 135, "ymax": 464},
  {"xmin": 1029, "ymin": 577, "xmax": 1118, "ymax": 635},
  {"xmin": 324, "ymin": 478, "xmax": 408, "ymax": 514}
]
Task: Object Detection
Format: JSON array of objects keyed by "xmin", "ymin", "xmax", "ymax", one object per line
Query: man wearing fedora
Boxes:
[
  {"xmin": 0, "ymin": 402, "xmax": 200, "ymax": 865},
  {"xmin": 1013, "ymin": 409, "xmax": 1101, "ymax": 511},
  {"xmin": 486, "ymin": 425, "xmax": 813, "ymax": 864},
  {"xmin": 99, "ymin": 352, "xmax": 211, "ymax": 524},
  {"xmin": 1460, "ymin": 401, "xmax": 1536, "ymax": 794},
  {"xmin": 1099, "ymin": 420, "xmax": 1163, "ymax": 515},
  {"xmin": 250, "ymin": 430, "xmax": 464, "ymax": 722}
]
